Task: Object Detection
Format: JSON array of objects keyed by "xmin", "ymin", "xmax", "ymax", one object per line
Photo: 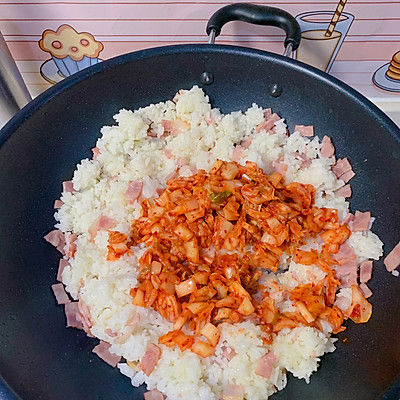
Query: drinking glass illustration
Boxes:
[{"xmin": 295, "ymin": 11, "xmax": 354, "ymax": 72}]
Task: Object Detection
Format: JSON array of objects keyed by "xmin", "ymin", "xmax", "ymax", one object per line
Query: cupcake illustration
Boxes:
[
  {"xmin": 373, "ymin": 50, "xmax": 400, "ymax": 93},
  {"xmin": 39, "ymin": 25, "xmax": 103, "ymax": 84}
]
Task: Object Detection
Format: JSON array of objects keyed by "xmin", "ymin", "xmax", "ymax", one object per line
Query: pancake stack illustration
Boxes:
[
  {"xmin": 386, "ymin": 51, "xmax": 400, "ymax": 81},
  {"xmin": 372, "ymin": 50, "xmax": 400, "ymax": 92}
]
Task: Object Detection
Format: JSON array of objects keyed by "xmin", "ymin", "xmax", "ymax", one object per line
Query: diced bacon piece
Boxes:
[
  {"xmin": 161, "ymin": 119, "xmax": 173, "ymax": 133},
  {"xmin": 332, "ymin": 158, "xmax": 352, "ymax": 178},
  {"xmin": 255, "ymin": 352, "xmax": 277, "ymax": 379},
  {"xmin": 98, "ymin": 215, "xmax": 116, "ymax": 230},
  {"xmin": 44, "ymin": 229, "xmax": 66, "ymax": 254},
  {"xmin": 339, "ymin": 260, "xmax": 358, "ymax": 274},
  {"xmin": 233, "ymin": 145, "xmax": 243, "ymax": 162},
  {"xmin": 300, "ymin": 158, "xmax": 312, "ymax": 171},
  {"xmin": 360, "ymin": 260, "xmax": 373, "ymax": 283},
  {"xmin": 91, "ymin": 147, "xmax": 100, "ymax": 160},
  {"xmin": 64, "ymin": 232, "xmax": 77, "ymax": 258},
  {"xmin": 352, "ymin": 211, "xmax": 371, "ymax": 232},
  {"xmin": 128, "ymin": 312, "xmax": 140, "ymax": 329},
  {"xmin": 147, "ymin": 130, "xmax": 158, "ymax": 138},
  {"xmin": 140, "ymin": 344, "xmax": 161, "ymax": 376},
  {"xmin": 144, "ymin": 389, "xmax": 165, "ymax": 400},
  {"xmin": 321, "ymin": 135, "xmax": 335, "ymax": 158},
  {"xmin": 334, "ymin": 242, "xmax": 356, "ymax": 265},
  {"xmin": 88, "ymin": 214, "xmax": 116, "ymax": 240},
  {"xmin": 241, "ymin": 136, "xmax": 252, "ymax": 149},
  {"xmin": 92, "ymin": 340, "xmax": 121, "ymax": 367},
  {"xmin": 221, "ymin": 345, "xmax": 236, "ymax": 361},
  {"xmin": 336, "ymin": 184, "xmax": 352, "ymax": 198},
  {"xmin": 54, "ymin": 199, "xmax": 64, "ymax": 209},
  {"xmin": 295, "ymin": 125, "xmax": 314, "ymax": 137},
  {"xmin": 384, "ymin": 241, "xmax": 400, "ymax": 272},
  {"xmin": 295, "ymin": 152, "xmax": 312, "ymax": 170},
  {"xmin": 340, "ymin": 170, "xmax": 355, "ymax": 183},
  {"xmin": 161, "ymin": 119, "xmax": 189, "ymax": 136},
  {"xmin": 163, "ymin": 148, "xmax": 173, "ymax": 159},
  {"xmin": 263, "ymin": 108, "xmax": 272, "ymax": 118},
  {"xmin": 159, "ymin": 129, "xmax": 168, "ymax": 139},
  {"xmin": 172, "ymin": 119, "xmax": 190, "ymax": 135},
  {"xmin": 340, "ymin": 272, "xmax": 358, "ymax": 287},
  {"xmin": 62, "ymin": 181, "xmax": 74, "ymax": 193},
  {"xmin": 335, "ymin": 260, "xmax": 358, "ymax": 287},
  {"xmin": 359, "ymin": 283, "xmax": 372, "ymax": 298},
  {"xmin": 78, "ymin": 298, "xmax": 93, "ymax": 335},
  {"xmin": 51, "ymin": 283, "xmax": 70, "ymax": 304},
  {"xmin": 112, "ymin": 314, "xmax": 139, "ymax": 338},
  {"xmin": 114, "ymin": 313, "xmax": 141, "ymax": 344},
  {"xmin": 57, "ymin": 258, "xmax": 69, "ymax": 282},
  {"xmin": 64, "ymin": 302, "xmax": 83, "ymax": 329},
  {"xmin": 105, "ymin": 329, "xmax": 118, "ymax": 338},
  {"xmin": 222, "ymin": 384, "xmax": 244, "ymax": 400},
  {"xmin": 78, "ymin": 296, "xmax": 93, "ymax": 330},
  {"xmin": 125, "ymin": 180, "xmax": 143, "ymax": 205},
  {"xmin": 256, "ymin": 113, "xmax": 280, "ymax": 133},
  {"xmin": 44, "ymin": 229, "xmax": 64, "ymax": 247},
  {"xmin": 342, "ymin": 213, "xmax": 354, "ymax": 225},
  {"xmin": 273, "ymin": 161, "xmax": 288, "ymax": 176}
]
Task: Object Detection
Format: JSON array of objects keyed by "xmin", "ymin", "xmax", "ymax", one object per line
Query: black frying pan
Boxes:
[{"xmin": 0, "ymin": 4, "xmax": 399, "ymax": 400}]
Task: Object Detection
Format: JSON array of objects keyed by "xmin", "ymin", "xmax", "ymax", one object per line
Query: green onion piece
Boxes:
[{"xmin": 210, "ymin": 191, "xmax": 232, "ymax": 204}]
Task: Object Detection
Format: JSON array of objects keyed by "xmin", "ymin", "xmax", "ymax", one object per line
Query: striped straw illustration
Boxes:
[{"xmin": 325, "ymin": 0, "xmax": 348, "ymax": 37}]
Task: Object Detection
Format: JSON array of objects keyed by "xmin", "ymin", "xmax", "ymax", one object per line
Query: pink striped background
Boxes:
[{"xmin": 1, "ymin": 0, "xmax": 399, "ymax": 99}]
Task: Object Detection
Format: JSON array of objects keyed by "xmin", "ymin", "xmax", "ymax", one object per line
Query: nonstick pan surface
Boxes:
[{"xmin": 0, "ymin": 44, "xmax": 399, "ymax": 400}]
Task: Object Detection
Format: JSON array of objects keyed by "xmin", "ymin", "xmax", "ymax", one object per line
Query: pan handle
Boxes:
[{"xmin": 206, "ymin": 3, "xmax": 301, "ymax": 55}]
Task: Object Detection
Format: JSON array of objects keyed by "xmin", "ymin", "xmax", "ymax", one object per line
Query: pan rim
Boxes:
[{"xmin": 0, "ymin": 43, "xmax": 399, "ymax": 150}]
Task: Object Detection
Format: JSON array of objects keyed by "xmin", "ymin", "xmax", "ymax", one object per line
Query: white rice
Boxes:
[
  {"xmin": 54, "ymin": 86, "xmax": 384, "ymax": 400},
  {"xmin": 272, "ymin": 327, "xmax": 336, "ymax": 383}
]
